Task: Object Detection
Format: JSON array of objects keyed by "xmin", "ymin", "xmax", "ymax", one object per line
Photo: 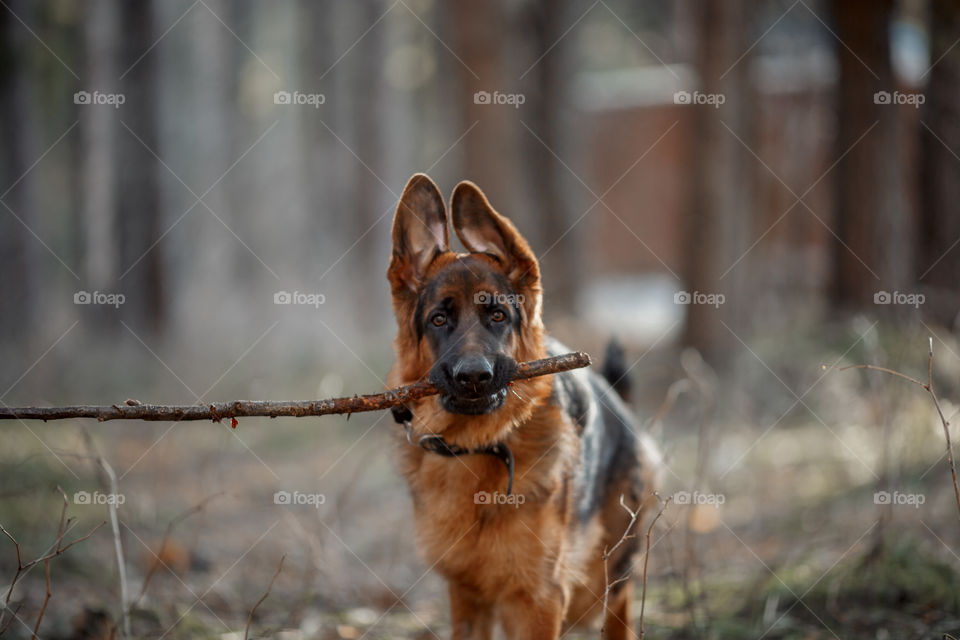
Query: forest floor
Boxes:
[{"xmin": 2, "ymin": 320, "xmax": 960, "ymax": 639}]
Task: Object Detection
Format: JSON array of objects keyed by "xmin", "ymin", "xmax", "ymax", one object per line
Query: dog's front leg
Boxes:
[
  {"xmin": 497, "ymin": 587, "xmax": 565, "ymax": 640},
  {"xmin": 449, "ymin": 581, "xmax": 494, "ymax": 640}
]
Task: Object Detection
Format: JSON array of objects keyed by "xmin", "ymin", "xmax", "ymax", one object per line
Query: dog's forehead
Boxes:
[{"xmin": 421, "ymin": 255, "xmax": 511, "ymax": 302}]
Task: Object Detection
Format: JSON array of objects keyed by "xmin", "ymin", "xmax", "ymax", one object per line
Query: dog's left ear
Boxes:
[
  {"xmin": 451, "ymin": 181, "xmax": 541, "ymax": 307},
  {"xmin": 388, "ymin": 174, "xmax": 449, "ymax": 297}
]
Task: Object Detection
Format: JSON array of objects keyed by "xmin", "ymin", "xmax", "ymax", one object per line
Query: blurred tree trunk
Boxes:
[
  {"xmin": 349, "ymin": 0, "xmax": 386, "ymax": 329},
  {"xmin": 449, "ymin": 1, "xmax": 527, "ymax": 231},
  {"xmin": 521, "ymin": 0, "xmax": 580, "ymax": 316},
  {"xmin": 118, "ymin": 0, "xmax": 166, "ymax": 336},
  {"xmin": 919, "ymin": 0, "xmax": 960, "ymax": 325},
  {"xmin": 0, "ymin": 0, "xmax": 41, "ymax": 345},
  {"xmin": 223, "ymin": 0, "xmax": 253, "ymax": 284},
  {"xmin": 324, "ymin": 0, "xmax": 357, "ymax": 282},
  {"xmin": 683, "ymin": 0, "xmax": 756, "ymax": 366},
  {"xmin": 830, "ymin": 0, "xmax": 912, "ymax": 309},
  {"xmin": 80, "ymin": 0, "xmax": 119, "ymax": 295},
  {"xmin": 298, "ymin": 0, "xmax": 341, "ymax": 270},
  {"xmin": 191, "ymin": 0, "xmax": 238, "ymax": 294}
]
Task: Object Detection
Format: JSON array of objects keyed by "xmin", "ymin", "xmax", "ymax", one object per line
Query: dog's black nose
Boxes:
[{"xmin": 453, "ymin": 356, "xmax": 494, "ymax": 387}]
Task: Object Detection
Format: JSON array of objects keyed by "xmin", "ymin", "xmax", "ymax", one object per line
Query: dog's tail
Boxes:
[{"xmin": 601, "ymin": 338, "xmax": 632, "ymax": 404}]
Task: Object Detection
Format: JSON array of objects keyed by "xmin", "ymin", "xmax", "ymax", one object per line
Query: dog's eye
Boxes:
[
  {"xmin": 490, "ymin": 309, "xmax": 506, "ymax": 323},
  {"xmin": 431, "ymin": 313, "xmax": 447, "ymax": 327}
]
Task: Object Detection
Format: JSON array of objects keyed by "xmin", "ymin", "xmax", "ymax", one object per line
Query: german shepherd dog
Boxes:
[{"xmin": 386, "ymin": 174, "xmax": 661, "ymax": 639}]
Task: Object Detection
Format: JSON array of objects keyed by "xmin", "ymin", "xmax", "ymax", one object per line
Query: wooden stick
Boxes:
[{"xmin": 0, "ymin": 351, "xmax": 591, "ymax": 423}]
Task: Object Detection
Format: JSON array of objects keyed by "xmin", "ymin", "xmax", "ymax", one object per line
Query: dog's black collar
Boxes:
[
  {"xmin": 391, "ymin": 405, "xmax": 414, "ymax": 424},
  {"xmin": 391, "ymin": 404, "xmax": 515, "ymax": 495}
]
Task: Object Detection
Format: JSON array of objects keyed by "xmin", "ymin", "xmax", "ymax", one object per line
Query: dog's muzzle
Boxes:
[{"xmin": 432, "ymin": 355, "xmax": 515, "ymax": 415}]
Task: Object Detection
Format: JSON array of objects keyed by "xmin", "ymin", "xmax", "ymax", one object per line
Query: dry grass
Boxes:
[{"xmin": 1, "ymin": 320, "xmax": 959, "ymax": 638}]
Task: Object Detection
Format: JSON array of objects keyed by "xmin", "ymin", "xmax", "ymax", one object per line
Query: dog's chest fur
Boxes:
[{"xmin": 396, "ymin": 400, "xmax": 587, "ymax": 595}]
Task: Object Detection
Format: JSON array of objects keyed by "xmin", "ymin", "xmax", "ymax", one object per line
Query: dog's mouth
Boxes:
[{"xmin": 440, "ymin": 387, "xmax": 508, "ymax": 415}]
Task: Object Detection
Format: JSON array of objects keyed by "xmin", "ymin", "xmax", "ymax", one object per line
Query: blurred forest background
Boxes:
[{"xmin": 2, "ymin": 0, "xmax": 960, "ymax": 638}]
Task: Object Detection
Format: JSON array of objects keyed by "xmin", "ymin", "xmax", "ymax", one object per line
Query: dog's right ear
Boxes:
[{"xmin": 387, "ymin": 174, "xmax": 448, "ymax": 296}]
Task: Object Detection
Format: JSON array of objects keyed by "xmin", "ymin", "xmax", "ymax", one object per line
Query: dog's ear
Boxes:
[
  {"xmin": 450, "ymin": 181, "xmax": 540, "ymax": 294},
  {"xmin": 388, "ymin": 174, "xmax": 448, "ymax": 296}
]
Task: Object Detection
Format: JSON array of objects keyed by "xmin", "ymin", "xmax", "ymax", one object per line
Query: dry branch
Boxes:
[
  {"xmin": 132, "ymin": 492, "xmax": 225, "ymax": 609},
  {"xmin": 0, "ymin": 352, "xmax": 591, "ymax": 423},
  {"xmin": 80, "ymin": 430, "xmax": 130, "ymax": 637},
  {"xmin": 244, "ymin": 554, "xmax": 285, "ymax": 640},
  {"xmin": 0, "ymin": 486, "xmax": 105, "ymax": 638},
  {"xmin": 601, "ymin": 495, "xmax": 643, "ymax": 639},
  {"xmin": 599, "ymin": 493, "xmax": 671, "ymax": 640},
  {"xmin": 839, "ymin": 337, "xmax": 960, "ymax": 522},
  {"xmin": 639, "ymin": 495, "xmax": 670, "ymax": 640}
]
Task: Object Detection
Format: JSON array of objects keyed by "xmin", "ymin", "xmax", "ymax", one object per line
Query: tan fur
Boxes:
[{"xmin": 386, "ymin": 174, "xmax": 658, "ymax": 639}]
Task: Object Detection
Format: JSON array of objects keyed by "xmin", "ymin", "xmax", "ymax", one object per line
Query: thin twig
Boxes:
[
  {"xmin": 840, "ymin": 338, "xmax": 960, "ymax": 522},
  {"xmin": 0, "ymin": 603, "xmax": 21, "ymax": 635},
  {"xmin": 0, "ymin": 352, "xmax": 591, "ymax": 422},
  {"xmin": 639, "ymin": 495, "xmax": 671, "ymax": 640},
  {"xmin": 31, "ymin": 557, "xmax": 50, "ymax": 640},
  {"xmin": 644, "ymin": 379, "xmax": 692, "ymax": 430},
  {"xmin": 679, "ymin": 348, "xmax": 717, "ymax": 632},
  {"xmin": 244, "ymin": 554, "xmax": 285, "ymax": 640},
  {"xmin": 0, "ymin": 486, "xmax": 105, "ymax": 638},
  {"xmin": 132, "ymin": 492, "xmax": 225, "ymax": 608},
  {"xmin": 837, "ymin": 364, "xmax": 926, "ymax": 387},
  {"xmin": 31, "ymin": 487, "xmax": 69, "ymax": 639},
  {"xmin": 1, "ymin": 526, "xmax": 23, "ymax": 609},
  {"xmin": 600, "ymin": 495, "xmax": 642, "ymax": 639},
  {"xmin": 81, "ymin": 429, "xmax": 130, "ymax": 637}
]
